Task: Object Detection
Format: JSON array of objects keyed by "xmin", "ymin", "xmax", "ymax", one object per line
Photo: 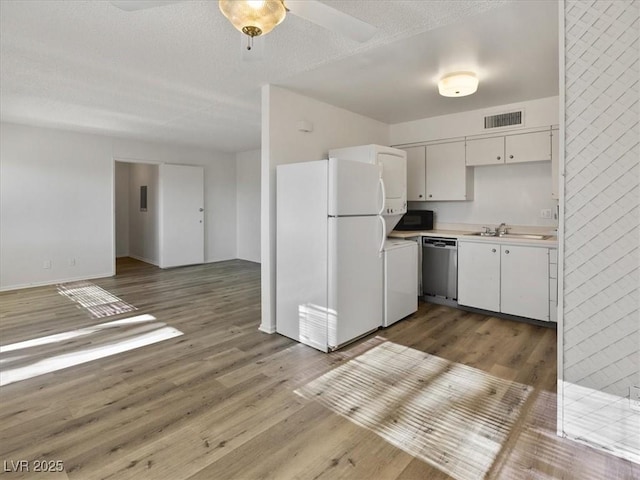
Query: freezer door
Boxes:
[
  {"xmin": 328, "ymin": 216, "xmax": 383, "ymax": 349},
  {"xmin": 328, "ymin": 158, "xmax": 383, "ymax": 216}
]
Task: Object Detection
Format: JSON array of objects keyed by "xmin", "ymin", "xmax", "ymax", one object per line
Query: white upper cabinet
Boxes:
[
  {"xmin": 465, "ymin": 136, "xmax": 505, "ymax": 166},
  {"xmin": 466, "ymin": 130, "xmax": 552, "ymax": 166},
  {"xmin": 505, "ymin": 130, "xmax": 552, "ymax": 164},
  {"xmin": 403, "ymin": 146, "xmax": 427, "ymax": 201},
  {"xmin": 425, "ymin": 141, "xmax": 473, "ymax": 201}
]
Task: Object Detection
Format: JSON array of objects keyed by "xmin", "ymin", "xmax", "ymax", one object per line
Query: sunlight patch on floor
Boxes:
[
  {"xmin": 57, "ymin": 281, "xmax": 137, "ymax": 318},
  {"xmin": 295, "ymin": 340, "xmax": 532, "ymax": 480},
  {"xmin": 0, "ymin": 314, "xmax": 182, "ymax": 386},
  {"xmin": 492, "ymin": 389, "xmax": 639, "ymax": 478}
]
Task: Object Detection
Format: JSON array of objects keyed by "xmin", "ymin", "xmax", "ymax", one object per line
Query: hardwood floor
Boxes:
[{"xmin": 0, "ymin": 258, "xmax": 637, "ymax": 479}]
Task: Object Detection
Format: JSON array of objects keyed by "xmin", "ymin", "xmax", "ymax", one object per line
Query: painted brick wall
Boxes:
[{"xmin": 562, "ymin": 0, "xmax": 639, "ymax": 460}]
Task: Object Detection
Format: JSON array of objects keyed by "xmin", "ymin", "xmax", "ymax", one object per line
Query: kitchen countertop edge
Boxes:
[{"xmin": 390, "ymin": 229, "xmax": 558, "ymax": 247}]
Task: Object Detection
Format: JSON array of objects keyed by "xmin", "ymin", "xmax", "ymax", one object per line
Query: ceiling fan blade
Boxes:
[
  {"xmin": 285, "ymin": 0, "xmax": 377, "ymax": 43},
  {"xmin": 110, "ymin": 0, "xmax": 184, "ymax": 11}
]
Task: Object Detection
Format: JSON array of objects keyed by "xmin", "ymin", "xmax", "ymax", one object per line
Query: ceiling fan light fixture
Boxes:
[
  {"xmin": 219, "ymin": 0, "xmax": 287, "ymax": 38},
  {"xmin": 438, "ymin": 72, "xmax": 478, "ymax": 97}
]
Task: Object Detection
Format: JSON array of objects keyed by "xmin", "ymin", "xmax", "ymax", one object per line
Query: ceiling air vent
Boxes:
[{"xmin": 484, "ymin": 110, "xmax": 524, "ymax": 129}]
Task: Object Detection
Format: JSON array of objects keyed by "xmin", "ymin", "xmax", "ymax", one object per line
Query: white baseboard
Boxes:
[
  {"xmin": 559, "ymin": 380, "xmax": 640, "ymax": 464},
  {"xmin": 128, "ymin": 254, "xmax": 158, "ymax": 266},
  {"xmin": 0, "ymin": 271, "xmax": 115, "ymax": 292},
  {"xmin": 259, "ymin": 324, "xmax": 276, "ymax": 334}
]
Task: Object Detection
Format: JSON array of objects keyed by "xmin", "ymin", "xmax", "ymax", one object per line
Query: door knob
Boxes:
[
  {"xmin": 491, "ymin": 248, "xmax": 496, "ymax": 253},
  {"xmin": 199, "ymin": 208, "xmax": 204, "ymax": 212},
  {"xmin": 505, "ymin": 249, "xmax": 510, "ymax": 254},
  {"xmin": 509, "ymin": 155, "xmax": 514, "ymax": 159},
  {"xmin": 497, "ymin": 156, "xmax": 501, "ymax": 160}
]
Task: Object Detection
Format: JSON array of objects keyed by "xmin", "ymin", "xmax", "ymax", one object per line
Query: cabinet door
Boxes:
[
  {"xmin": 425, "ymin": 141, "xmax": 470, "ymax": 200},
  {"xmin": 403, "ymin": 146, "xmax": 426, "ymax": 201},
  {"xmin": 500, "ymin": 245, "xmax": 549, "ymax": 320},
  {"xmin": 505, "ymin": 131, "xmax": 552, "ymax": 164},
  {"xmin": 457, "ymin": 241, "xmax": 500, "ymax": 311},
  {"xmin": 465, "ymin": 136, "xmax": 504, "ymax": 166},
  {"xmin": 551, "ymin": 129, "xmax": 559, "ymax": 199}
]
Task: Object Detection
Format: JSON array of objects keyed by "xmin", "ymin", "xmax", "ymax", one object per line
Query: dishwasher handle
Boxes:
[{"xmin": 422, "ymin": 237, "xmax": 457, "ymax": 249}]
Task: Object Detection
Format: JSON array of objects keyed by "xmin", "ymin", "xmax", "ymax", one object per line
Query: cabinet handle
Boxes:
[
  {"xmin": 509, "ymin": 155, "xmax": 514, "ymax": 159},
  {"xmin": 505, "ymin": 249, "xmax": 510, "ymax": 254},
  {"xmin": 497, "ymin": 156, "xmax": 501, "ymax": 160},
  {"xmin": 428, "ymin": 194, "xmax": 432, "ymax": 198},
  {"xmin": 491, "ymin": 248, "xmax": 496, "ymax": 253},
  {"xmin": 419, "ymin": 194, "xmax": 423, "ymax": 198}
]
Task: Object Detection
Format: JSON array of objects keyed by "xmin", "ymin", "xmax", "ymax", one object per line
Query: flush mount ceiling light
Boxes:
[
  {"xmin": 219, "ymin": 0, "xmax": 287, "ymax": 49},
  {"xmin": 438, "ymin": 72, "xmax": 479, "ymax": 97}
]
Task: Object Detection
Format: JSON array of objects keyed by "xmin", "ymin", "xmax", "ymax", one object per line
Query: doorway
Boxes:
[
  {"xmin": 114, "ymin": 161, "xmax": 205, "ymax": 273},
  {"xmin": 115, "ymin": 161, "xmax": 160, "ymax": 268}
]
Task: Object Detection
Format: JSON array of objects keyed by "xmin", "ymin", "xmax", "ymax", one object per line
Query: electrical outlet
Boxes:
[
  {"xmin": 540, "ymin": 209, "xmax": 552, "ymax": 219},
  {"xmin": 630, "ymin": 386, "xmax": 640, "ymax": 412},
  {"xmin": 43, "ymin": 260, "xmax": 51, "ymax": 269}
]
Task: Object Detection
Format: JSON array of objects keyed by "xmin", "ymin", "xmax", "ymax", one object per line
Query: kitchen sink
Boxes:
[
  {"xmin": 466, "ymin": 232, "xmax": 497, "ymax": 237},
  {"xmin": 499, "ymin": 233, "xmax": 550, "ymax": 240},
  {"xmin": 465, "ymin": 232, "xmax": 550, "ymax": 240}
]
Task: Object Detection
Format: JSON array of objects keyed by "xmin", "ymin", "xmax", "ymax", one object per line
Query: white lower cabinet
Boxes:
[
  {"xmin": 549, "ymin": 248, "xmax": 558, "ymax": 322},
  {"xmin": 457, "ymin": 242, "xmax": 500, "ymax": 311},
  {"xmin": 500, "ymin": 245, "xmax": 549, "ymax": 320},
  {"xmin": 458, "ymin": 241, "xmax": 551, "ymax": 321}
]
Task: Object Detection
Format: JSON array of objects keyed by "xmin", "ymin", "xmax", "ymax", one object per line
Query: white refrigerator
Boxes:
[
  {"xmin": 328, "ymin": 144, "xmax": 407, "ymax": 234},
  {"xmin": 276, "ymin": 158, "xmax": 385, "ymax": 352}
]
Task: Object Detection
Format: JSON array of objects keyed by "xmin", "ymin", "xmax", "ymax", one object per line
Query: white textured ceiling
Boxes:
[{"xmin": 0, "ymin": 0, "xmax": 558, "ymax": 153}]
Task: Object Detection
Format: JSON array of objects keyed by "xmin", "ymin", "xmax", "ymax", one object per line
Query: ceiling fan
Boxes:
[{"xmin": 110, "ymin": 1, "xmax": 377, "ymax": 51}]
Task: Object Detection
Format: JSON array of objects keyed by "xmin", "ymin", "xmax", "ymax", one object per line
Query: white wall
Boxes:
[
  {"xmin": 409, "ymin": 162, "xmax": 558, "ymax": 228},
  {"xmin": 390, "ymin": 96, "xmax": 559, "ymax": 145},
  {"xmin": 128, "ymin": 163, "xmax": 159, "ymax": 265},
  {"xmin": 112, "ymin": 138, "xmax": 237, "ymax": 263},
  {"xmin": 560, "ymin": 0, "xmax": 639, "ymax": 462},
  {"xmin": 114, "ymin": 161, "xmax": 130, "ymax": 257},
  {"xmin": 236, "ymin": 149, "xmax": 261, "ymax": 263},
  {"xmin": 0, "ymin": 123, "xmax": 114, "ymax": 289},
  {"xmin": 260, "ymin": 85, "xmax": 390, "ymax": 333},
  {"xmin": 0, "ymin": 122, "xmax": 238, "ymax": 290}
]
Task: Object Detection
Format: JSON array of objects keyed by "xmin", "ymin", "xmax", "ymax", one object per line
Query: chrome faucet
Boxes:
[{"xmin": 497, "ymin": 223, "xmax": 509, "ymax": 236}]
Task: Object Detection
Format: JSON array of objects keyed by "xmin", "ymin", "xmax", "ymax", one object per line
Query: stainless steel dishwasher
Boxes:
[{"xmin": 422, "ymin": 237, "xmax": 457, "ymax": 300}]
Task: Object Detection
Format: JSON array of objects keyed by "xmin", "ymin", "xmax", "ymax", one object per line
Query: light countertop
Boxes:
[{"xmin": 389, "ymin": 229, "xmax": 558, "ymax": 247}]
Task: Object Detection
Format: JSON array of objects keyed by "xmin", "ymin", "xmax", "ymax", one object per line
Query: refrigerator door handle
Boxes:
[
  {"xmin": 378, "ymin": 177, "xmax": 386, "ymax": 215},
  {"xmin": 378, "ymin": 215, "xmax": 386, "ymax": 254}
]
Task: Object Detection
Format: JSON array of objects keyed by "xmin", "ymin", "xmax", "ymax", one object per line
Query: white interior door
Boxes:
[{"xmin": 159, "ymin": 164, "xmax": 204, "ymax": 268}]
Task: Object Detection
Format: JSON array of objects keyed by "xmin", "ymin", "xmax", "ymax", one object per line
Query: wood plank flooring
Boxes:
[{"xmin": 0, "ymin": 258, "xmax": 637, "ymax": 479}]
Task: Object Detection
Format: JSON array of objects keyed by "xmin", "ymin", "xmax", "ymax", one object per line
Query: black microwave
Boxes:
[{"xmin": 394, "ymin": 210, "xmax": 434, "ymax": 231}]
